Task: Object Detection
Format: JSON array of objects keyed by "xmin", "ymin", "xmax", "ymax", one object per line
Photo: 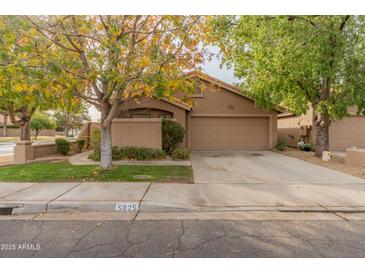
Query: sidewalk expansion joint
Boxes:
[
  {"xmin": 44, "ymin": 182, "xmax": 83, "ymax": 212},
  {"xmin": 132, "ymin": 183, "xmax": 152, "ymax": 222}
]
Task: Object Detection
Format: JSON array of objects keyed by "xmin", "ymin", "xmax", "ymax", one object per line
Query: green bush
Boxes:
[
  {"xmin": 90, "ymin": 128, "xmax": 101, "ymax": 157},
  {"xmin": 117, "ymin": 146, "xmax": 165, "ymax": 161},
  {"xmin": 299, "ymin": 143, "xmax": 313, "ymax": 152},
  {"xmin": 55, "ymin": 138, "xmax": 70, "ymax": 155},
  {"xmin": 76, "ymin": 139, "xmax": 86, "ymax": 153},
  {"xmin": 88, "ymin": 151, "xmax": 100, "ymax": 161},
  {"xmin": 112, "ymin": 146, "xmax": 120, "ymax": 160},
  {"xmin": 89, "ymin": 145, "xmax": 165, "ymax": 161},
  {"xmin": 275, "ymin": 139, "xmax": 287, "ymax": 151},
  {"xmin": 171, "ymin": 148, "xmax": 190, "ymax": 160},
  {"xmin": 162, "ymin": 119, "xmax": 185, "ymax": 155}
]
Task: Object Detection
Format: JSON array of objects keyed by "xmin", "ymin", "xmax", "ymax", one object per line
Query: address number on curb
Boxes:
[{"xmin": 115, "ymin": 202, "xmax": 139, "ymax": 212}]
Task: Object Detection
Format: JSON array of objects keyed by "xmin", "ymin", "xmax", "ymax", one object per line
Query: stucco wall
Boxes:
[
  {"xmin": 189, "ymin": 80, "xmax": 278, "ymax": 149},
  {"xmin": 33, "ymin": 143, "xmax": 57, "ymax": 158},
  {"xmin": 14, "ymin": 141, "xmax": 78, "ymax": 164},
  {"xmin": 116, "ymin": 97, "xmax": 188, "ymax": 147},
  {"xmin": 111, "ymin": 118, "xmax": 162, "ymax": 149},
  {"xmin": 330, "ymin": 116, "xmax": 365, "ymax": 150},
  {"xmin": 0, "ymin": 128, "xmax": 55, "ymax": 137},
  {"xmin": 278, "ymin": 107, "xmax": 365, "ymax": 150},
  {"xmin": 277, "ymin": 113, "xmax": 313, "ymax": 147}
]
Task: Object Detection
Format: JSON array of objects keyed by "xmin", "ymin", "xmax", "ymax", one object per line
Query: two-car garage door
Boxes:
[{"xmin": 190, "ymin": 117, "xmax": 269, "ymax": 150}]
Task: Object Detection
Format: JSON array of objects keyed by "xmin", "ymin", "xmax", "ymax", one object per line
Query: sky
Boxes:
[{"xmin": 88, "ymin": 46, "xmax": 237, "ymax": 121}]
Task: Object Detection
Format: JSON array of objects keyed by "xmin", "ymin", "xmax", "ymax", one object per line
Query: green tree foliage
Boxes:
[
  {"xmin": 208, "ymin": 16, "xmax": 365, "ymax": 156},
  {"xmin": 53, "ymin": 104, "xmax": 91, "ymax": 137},
  {"xmin": 0, "ymin": 16, "xmax": 74, "ymax": 140},
  {"xmin": 27, "ymin": 15, "xmax": 205, "ymax": 169},
  {"xmin": 30, "ymin": 112, "xmax": 56, "ymax": 139}
]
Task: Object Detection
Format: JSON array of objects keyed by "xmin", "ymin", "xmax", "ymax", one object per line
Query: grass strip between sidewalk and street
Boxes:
[{"xmin": 0, "ymin": 161, "xmax": 193, "ymax": 183}]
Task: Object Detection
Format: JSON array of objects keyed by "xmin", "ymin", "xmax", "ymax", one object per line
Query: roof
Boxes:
[
  {"xmin": 161, "ymin": 97, "xmax": 191, "ymax": 111},
  {"xmin": 278, "ymin": 112, "xmax": 296, "ymax": 118},
  {"xmin": 186, "ymin": 71, "xmax": 284, "ymax": 113}
]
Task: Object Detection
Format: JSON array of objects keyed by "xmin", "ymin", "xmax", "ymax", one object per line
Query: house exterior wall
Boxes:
[
  {"xmin": 277, "ymin": 111, "xmax": 314, "ymax": 147},
  {"xmin": 278, "ymin": 107, "xmax": 365, "ymax": 150},
  {"xmin": 116, "ymin": 97, "xmax": 188, "ymax": 147},
  {"xmin": 82, "ymin": 78, "xmax": 278, "ymax": 151},
  {"xmin": 330, "ymin": 117, "xmax": 365, "ymax": 150},
  {"xmin": 111, "ymin": 118, "xmax": 162, "ymax": 149},
  {"xmin": 188, "ymin": 80, "xmax": 278, "ymax": 150}
]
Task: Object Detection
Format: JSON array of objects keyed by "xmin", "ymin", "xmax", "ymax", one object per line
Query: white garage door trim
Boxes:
[{"xmin": 188, "ymin": 113, "xmax": 273, "ymax": 150}]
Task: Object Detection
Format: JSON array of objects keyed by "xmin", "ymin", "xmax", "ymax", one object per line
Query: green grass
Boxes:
[{"xmin": 0, "ymin": 161, "xmax": 193, "ymax": 183}]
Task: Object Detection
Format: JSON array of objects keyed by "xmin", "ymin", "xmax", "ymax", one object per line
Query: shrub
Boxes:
[
  {"xmin": 275, "ymin": 139, "xmax": 287, "ymax": 151},
  {"xmin": 76, "ymin": 139, "xmax": 86, "ymax": 153},
  {"xmin": 162, "ymin": 119, "xmax": 185, "ymax": 155},
  {"xmin": 88, "ymin": 151, "xmax": 100, "ymax": 161},
  {"xmin": 118, "ymin": 146, "xmax": 165, "ymax": 161},
  {"xmin": 171, "ymin": 148, "xmax": 190, "ymax": 160},
  {"xmin": 88, "ymin": 145, "xmax": 166, "ymax": 161},
  {"xmin": 55, "ymin": 138, "xmax": 70, "ymax": 155},
  {"xmin": 112, "ymin": 146, "xmax": 120, "ymax": 160},
  {"xmin": 90, "ymin": 128, "xmax": 101, "ymax": 156},
  {"xmin": 299, "ymin": 143, "xmax": 313, "ymax": 152}
]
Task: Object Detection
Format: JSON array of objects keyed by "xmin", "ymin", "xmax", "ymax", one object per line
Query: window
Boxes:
[{"xmin": 131, "ymin": 114, "xmax": 151, "ymax": 118}]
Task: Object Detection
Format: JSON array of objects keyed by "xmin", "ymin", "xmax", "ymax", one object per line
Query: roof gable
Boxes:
[{"xmin": 186, "ymin": 71, "xmax": 284, "ymax": 113}]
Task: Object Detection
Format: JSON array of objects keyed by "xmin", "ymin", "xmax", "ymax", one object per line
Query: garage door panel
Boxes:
[{"xmin": 190, "ymin": 117, "xmax": 269, "ymax": 150}]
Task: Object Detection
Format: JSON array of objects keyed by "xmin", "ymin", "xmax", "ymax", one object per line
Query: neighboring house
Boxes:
[
  {"xmin": 110, "ymin": 72, "xmax": 279, "ymax": 151},
  {"xmin": 278, "ymin": 106, "xmax": 365, "ymax": 150}
]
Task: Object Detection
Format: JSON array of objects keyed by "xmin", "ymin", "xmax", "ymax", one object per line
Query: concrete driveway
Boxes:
[{"xmin": 191, "ymin": 151, "xmax": 365, "ymax": 184}]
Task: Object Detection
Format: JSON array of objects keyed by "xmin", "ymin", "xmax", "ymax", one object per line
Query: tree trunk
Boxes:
[
  {"xmin": 100, "ymin": 121, "xmax": 112, "ymax": 169},
  {"xmin": 314, "ymin": 112, "xmax": 330, "ymax": 157},
  {"xmin": 2, "ymin": 113, "xmax": 7, "ymax": 137},
  {"xmin": 7, "ymin": 106, "xmax": 34, "ymax": 141},
  {"xmin": 65, "ymin": 125, "xmax": 70, "ymax": 137},
  {"xmin": 19, "ymin": 106, "xmax": 33, "ymax": 141},
  {"xmin": 34, "ymin": 129, "xmax": 40, "ymax": 140},
  {"xmin": 20, "ymin": 120, "xmax": 31, "ymax": 141},
  {"xmin": 65, "ymin": 114, "xmax": 72, "ymax": 137}
]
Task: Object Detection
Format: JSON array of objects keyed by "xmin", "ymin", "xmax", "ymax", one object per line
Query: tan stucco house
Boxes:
[
  {"xmin": 278, "ymin": 106, "xmax": 365, "ymax": 151},
  {"xmin": 109, "ymin": 72, "xmax": 278, "ymax": 151}
]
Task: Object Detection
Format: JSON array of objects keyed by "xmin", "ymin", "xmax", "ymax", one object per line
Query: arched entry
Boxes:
[{"xmin": 118, "ymin": 108, "xmax": 173, "ymax": 119}]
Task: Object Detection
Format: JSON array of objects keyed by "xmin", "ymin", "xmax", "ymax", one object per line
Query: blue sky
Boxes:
[{"xmin": 88, "ymin": 47, "xmax": 237, "ymax": 121}]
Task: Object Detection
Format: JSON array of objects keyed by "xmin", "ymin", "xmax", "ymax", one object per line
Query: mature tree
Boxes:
[
  {"xmin": 209, "ymin": 16, "xmax": 365, "ymax": 156},
  {"xmin": 28, "ymin": 16, "xmax": 204, "ymax": 168},
  {"xmin": 53, "ymin": 104, "xmax": 91, "ymax": 137},
  {"xmin": 0, "ymin": 16, "xmax": 66, "ymax": 140},
  {"xmin": 30, "ymin": 112, "xmax": 56, "ymax": 139}
]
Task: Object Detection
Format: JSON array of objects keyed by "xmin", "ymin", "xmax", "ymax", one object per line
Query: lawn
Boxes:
[{"xmin": 0, "ymin": 161, "xmax": 193, "ymax": 183}]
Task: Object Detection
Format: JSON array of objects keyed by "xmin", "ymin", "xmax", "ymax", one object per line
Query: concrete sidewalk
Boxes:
[{"xmin": 2, "ymin": 181, "xmax": 365, "ymax": 215}]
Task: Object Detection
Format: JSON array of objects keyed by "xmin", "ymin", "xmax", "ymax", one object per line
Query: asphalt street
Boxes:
[
  {"xmin": 0, "ymin": 143, "xmax": 15, "ymax": 156},
  {"xmin": 1, "ymin": 219, "xmax": 365, "ymax": 257}
]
